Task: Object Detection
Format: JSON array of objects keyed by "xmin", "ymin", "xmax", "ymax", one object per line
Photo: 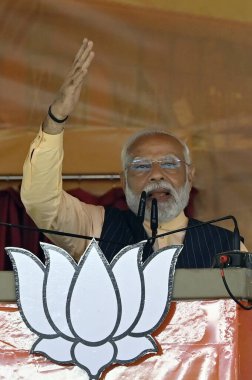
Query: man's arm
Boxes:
[{"xmin": 21, "ymin": 39, "xmax": 105, "ymax": 261}]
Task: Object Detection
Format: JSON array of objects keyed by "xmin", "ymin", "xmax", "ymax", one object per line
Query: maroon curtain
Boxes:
[{"xmin": 0, "ymin": 187, "xmax": 197, "ymax": 270}]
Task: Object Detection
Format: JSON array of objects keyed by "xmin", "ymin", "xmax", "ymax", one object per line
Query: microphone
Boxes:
[
  {"xmin": 137, "ymin": 193, "xmax": 158, "ymax": 246},
  {"xmin": 137, "ymin": 191, "xmax": 146, "ymax": 223},
  {"xmin": 150, "ymin": 198, "xmax": 158, "ymax": 246},
  {"xmin": 232, "ymin": 217, "xmax": 240, "ymax": 250}
]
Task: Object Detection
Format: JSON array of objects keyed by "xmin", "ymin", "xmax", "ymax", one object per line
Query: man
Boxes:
[{"xmin": 21, "ymin": 39, "xmax": 246, "ymax": 267}]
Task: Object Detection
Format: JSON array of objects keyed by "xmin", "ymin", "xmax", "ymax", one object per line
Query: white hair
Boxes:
[{"xmin": 121, "ymin": 129, "xmax": 192, "ymax": 171}]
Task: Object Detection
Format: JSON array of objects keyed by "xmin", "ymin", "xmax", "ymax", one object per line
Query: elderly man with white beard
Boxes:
[
  {"xmin": 121, "ymin": 130, "xmax": 193, "ymax": 224},
  {"xmin": 21, "ymin": 39, "xmax": 246, "ymax": 267}
]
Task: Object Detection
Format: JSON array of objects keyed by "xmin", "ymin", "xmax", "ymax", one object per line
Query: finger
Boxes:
[
  {"xmin": 67, "ymin": 49, "xmax": 94, "ymax": 85},
  {"xmin": 73, "ymin": 69, "xmax": 88, "ymax": 90},
  {"xmin": 75, "ymin": 40, "xmax": 94, "ymax": 68},
  {"xmin": 73, "ymin": 39, "xmax": 94, "ymax": 66},
  {"xmin": 73, "ymin": 38, "xmax": 89, "ymax": 65},
  {"xmin": 82, "ymin": 51, "xmax": 95, "ymax": 71},
  {"xmin": 68, "ymin": 50, "xmax": 93, "ymax": 83},
  {"xmin": 67, "ymin": 44, "xmax": 93, "ymax": 83},
  {"xmin": 59, "ymin": 43, "xmax": 94, "ymax": 99}
]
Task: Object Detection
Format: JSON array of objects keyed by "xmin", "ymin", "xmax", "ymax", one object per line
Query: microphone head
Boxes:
[
  {"xmin": 137, "ymin": 191, "xmax": 146, "ymax": 223},
  {"xmin": 233, "ymin": 226, "xmax": 241, "ymax": 251}
]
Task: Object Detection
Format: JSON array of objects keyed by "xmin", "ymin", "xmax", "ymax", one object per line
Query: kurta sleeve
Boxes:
[{"xmin": 21, "ymin": 129, "xmax": 105, "ymax": 261}]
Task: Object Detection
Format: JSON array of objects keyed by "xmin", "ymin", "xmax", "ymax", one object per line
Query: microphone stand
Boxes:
[
  {"xmin": 153, "ymin": 215, "xmax": 241, "ymax": 244},
  {"xmin": 0, "ymin": 221, "xmax": 121, "ymax": 246}
]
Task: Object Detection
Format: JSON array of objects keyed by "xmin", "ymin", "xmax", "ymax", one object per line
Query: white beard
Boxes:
[{"xmin": 125, "ymin": 179, "xmax": 191, "ymax": 223}]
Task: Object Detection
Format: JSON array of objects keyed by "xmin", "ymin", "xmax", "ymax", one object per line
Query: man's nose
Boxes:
[{"xmin": 149, "ymin": 162, "xmax": 165, "ymax": 181}]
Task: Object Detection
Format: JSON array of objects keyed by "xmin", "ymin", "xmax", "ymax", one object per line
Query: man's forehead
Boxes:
[
  {"xmin": 130, "ymin": 154, "xmax": 180, "ymax": 162},
  {"xmin": 128, "ymin": 134, "xmax": 185, "ymax": 156}
]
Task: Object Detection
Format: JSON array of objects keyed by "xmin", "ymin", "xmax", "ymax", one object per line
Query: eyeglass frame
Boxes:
[{"xmin": 126, "ymin": 155, "xmax": 191, "ymax": 175}]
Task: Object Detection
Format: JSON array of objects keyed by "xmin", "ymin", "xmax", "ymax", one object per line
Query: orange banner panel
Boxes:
[{"xmin": 1, "ymin": 300, "xmax": 252, "ymax": 379}]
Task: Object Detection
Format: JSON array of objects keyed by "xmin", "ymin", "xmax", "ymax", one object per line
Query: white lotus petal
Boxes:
[
  {"xmin": 115, "ymin": 335, "xmax": 157, "ymax": 362},
  {"xmin": 32, "ymin": 336, "xmax": 73, "ymax": 362},
  {"xmin": 73, "ymin": 341, "xmax": 114, "ymax": 378},
  {"xmin": 69, "ymin": 241, "xmax": 119, "ymax": 343},
  {"xmin": 41, "ymin": 243, "xmax": 77, "ymax": 338},
  {"xmin": 111, "ymin": 244, "xmax": 143, "ymax": 338},
  {"xmin": 6, "ymin": 247, "xmax": 55, "ymax": 335},
  {"xmin": 132, "ymin": 246, "xmax": 182, "ymax": 334}
]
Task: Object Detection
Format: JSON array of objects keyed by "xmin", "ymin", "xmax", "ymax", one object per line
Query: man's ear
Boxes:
[
  {"xmin": 120, "ymin": 171, "xmax": 126, "ymax": 190},
  {"xmin": 188, "ymin": 165, "xmax": 195, "ymax": 185}
]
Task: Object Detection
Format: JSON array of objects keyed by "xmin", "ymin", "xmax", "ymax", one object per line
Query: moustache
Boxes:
[{"xmin": 143, "ymin": 181, "xmax": 177, "ymax": 199}]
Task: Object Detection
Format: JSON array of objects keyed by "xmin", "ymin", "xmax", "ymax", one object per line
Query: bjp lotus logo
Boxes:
[{"xmin": 6, "ymin": 240, "xmax": 182, "ymax": 379}]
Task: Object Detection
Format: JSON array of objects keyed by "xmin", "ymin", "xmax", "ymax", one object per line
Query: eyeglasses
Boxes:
[{"xmin": 127, "ymin": 156, "xmax": 190, "ymax": 174}]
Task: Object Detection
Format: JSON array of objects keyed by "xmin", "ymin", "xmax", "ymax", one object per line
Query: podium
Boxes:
[{"xmin": 1, "ymin": 268, "xmax": 252, "ymax": 379}]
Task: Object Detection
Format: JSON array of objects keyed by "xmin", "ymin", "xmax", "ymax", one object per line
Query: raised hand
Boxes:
[{"xmin": 43, "ymin": 38, "xmax": 94, "ymax": 133}]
